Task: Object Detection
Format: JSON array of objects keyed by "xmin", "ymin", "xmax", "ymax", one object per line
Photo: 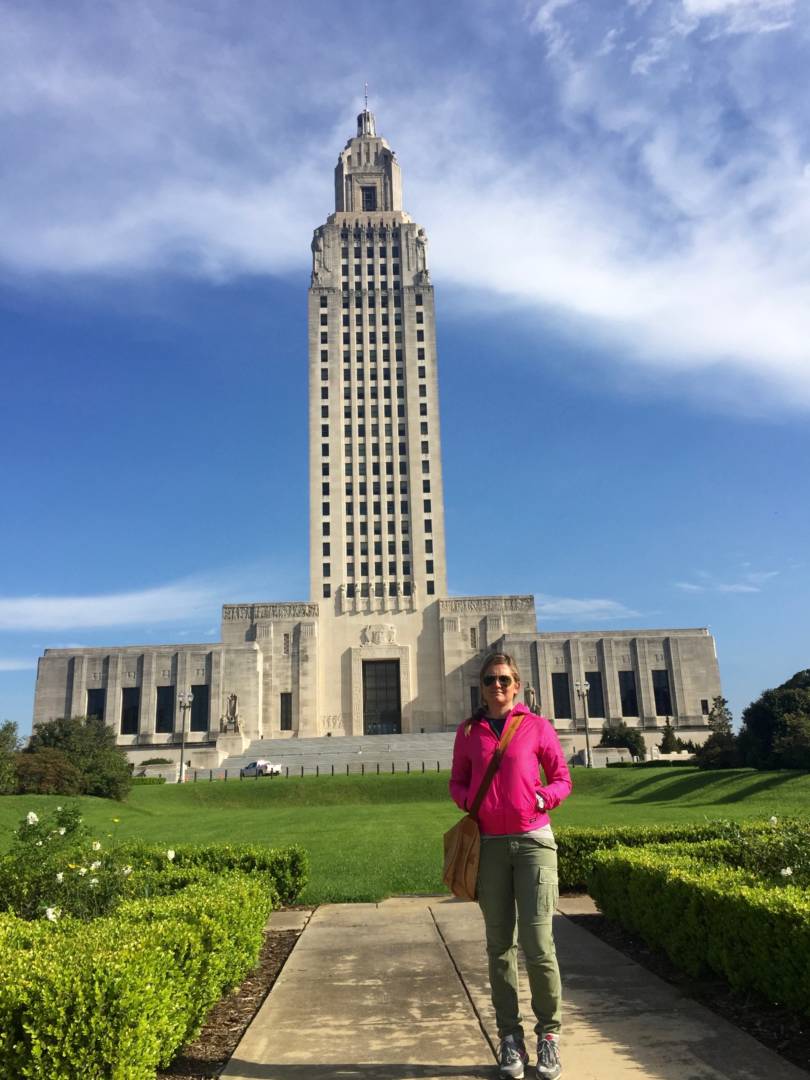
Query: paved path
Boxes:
[{"xmin": 222, "ymin": 897, "xmax": 808, "ymax": 1080}]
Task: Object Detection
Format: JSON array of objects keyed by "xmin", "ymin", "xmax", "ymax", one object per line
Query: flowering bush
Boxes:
[{"xmin": 0, "ymin": 804, "xmax": 135, "ymax": 921}]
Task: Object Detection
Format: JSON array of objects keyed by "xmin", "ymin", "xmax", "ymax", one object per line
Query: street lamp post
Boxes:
[
  {"xmin": 575, "ymin": 680, "xmax": 593, "ymax": 768},
  {"xmin": 177, "ymin": 690, "xmax": 194, "ymax": 784}
]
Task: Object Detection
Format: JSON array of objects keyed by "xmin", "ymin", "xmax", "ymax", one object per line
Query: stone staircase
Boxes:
[{"xmin": 220, "ymin": 732, "xmax": 457, "ymax": 776}]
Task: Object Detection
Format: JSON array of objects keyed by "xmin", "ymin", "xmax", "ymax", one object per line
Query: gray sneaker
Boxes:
[
  {"xmin": 536, "ymin": 1034, "xmax": 561, "ymax": 1079},
  {"xmin": 498, "ymin": 1034, "xmax": 529, "ymax": 1079}
]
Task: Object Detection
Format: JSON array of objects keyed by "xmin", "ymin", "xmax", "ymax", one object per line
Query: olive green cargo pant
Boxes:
[{"xmin": 477, "ymin": 835, "xmax": 562, "ymax": 1041}]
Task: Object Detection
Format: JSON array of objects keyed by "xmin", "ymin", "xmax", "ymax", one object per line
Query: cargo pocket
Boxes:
[{"xmin": 536, "ymin": 865, "xmax": 559, "ymax": 917}]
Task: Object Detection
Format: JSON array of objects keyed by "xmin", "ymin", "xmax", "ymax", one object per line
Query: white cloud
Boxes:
[
  {"xmin": 682, "ymin": 0, "xmax": 794, "ymax": 34},
  {"xmin": 1, "ymin": 2, "xmax": 809, "ymax": 410},
  {"xmin": 535, "ymin": 594, "xmax": 641, "ymax": 620},
  {"xmin": 0, "ymin": 582, "xmax": 221, "ymax": 632},
  {"xmin": 675, "ymin": 569, "xmax": 778, "ymax": 594},
  {"xmin": 0, "ymin": 659, "xmax": 38, "ymax": 672}
]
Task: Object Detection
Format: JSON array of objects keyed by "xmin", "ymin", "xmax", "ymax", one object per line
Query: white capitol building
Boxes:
[{"xmin": 33, "ymin": 107, "xmax": 721, "ymax": 767}]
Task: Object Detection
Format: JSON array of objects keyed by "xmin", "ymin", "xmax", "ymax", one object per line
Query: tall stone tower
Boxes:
[
  {"xmin": 32, "ymin": 107, "xmax": 723, "ymax": 757},
  {"xmin": 308, "ymin": 106, "xmax": 447, "ymax": 608},
  {"xmin": 304, "ymin": 105, "xmax": 449, "ymax": 734}
]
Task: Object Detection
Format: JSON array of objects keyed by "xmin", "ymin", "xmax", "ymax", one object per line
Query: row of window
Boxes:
[
  {"xmin": 549, "ymin": 669, "xmax": 673, "ymax": 720},
  {"xmin": 85, "ymin": 686, "xmax": 211, "ymax": 736},
  {"xmin": 319, "ymin": 292, "xmax": 423, "ymax": 308},
  {"xmin": 341, "ymin": 245, "xmax": 400, "ymax": 259}
]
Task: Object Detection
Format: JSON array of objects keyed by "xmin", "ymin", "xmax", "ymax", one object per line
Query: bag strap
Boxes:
[{"xmin": 468, "ymin": 712, "xmax": 523, "ymax": 820}]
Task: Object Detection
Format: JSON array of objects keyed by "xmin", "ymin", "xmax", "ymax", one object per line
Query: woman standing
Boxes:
[{"xmin": 449, "ymin": 653, "xmax": 572, "ymax": 1080}]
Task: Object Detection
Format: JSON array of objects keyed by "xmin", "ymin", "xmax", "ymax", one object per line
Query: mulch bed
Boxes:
[
  {"xmin": 157, "ymin": 928, "xmax": 300, "ymax": 1080},
  {"xmin": 159, "ymin": 906, "xmax": 810, "ymax": 1078},
  {"xmin": 566, "ymin": 909, "xmax": 810, "ymax": 1075}
]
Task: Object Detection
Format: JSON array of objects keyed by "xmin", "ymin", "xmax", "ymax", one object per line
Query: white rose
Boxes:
[
  {"xmin": 26, "ymin": 812, "xmax": 39, "ymax": 826},
  {"xmin": 90, "ymin": 861, "xmax": 101, "ymax": 871},
  {"xmin": 56, "ymin": 872, "xmax": 64, "ymax": 884},
  {"xmin": 89, "ymin": 878, "xmax": 99, "ymax": 887},
  {"xmin": 122, "ymin": 866, "xmax": 133, "ymax": 877},
  {"xmin": 91, "ymin": 841, "xmax": 101, "ymax": 851},
  {"xmin": 166, "ymin": 849, "xmax": 175, "ymax": 862},
  {"xmin": 45, "ymin": 907, "xmax": 59, "ymax": 922},
  {"xmin": 780, "ymin": 867, "xmax": 793, "ymax": 877},
  {"xmin": 77, "ymin": 867, "xmax": 87, "ymax": 876},
  {"xmin": 58, "ymin": 828, "xmax": 66, "ymax": 836}
]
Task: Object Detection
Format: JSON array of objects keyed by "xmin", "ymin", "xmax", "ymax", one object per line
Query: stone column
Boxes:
[
  {"xmin": 140, "ymin": 652, "xmax": 156, "ymax": 741},
  {"xmin": 106, "ymin": 654, "xmax": 123, "ymax": 735},
  {"xmin": 537, "ymin": 640, "xmax": 554, "ymax": 721},
  {"xmin": 69, "ymin": 654, "xmax": 87, "ymax": 718},
  {"xmin": 666, "ymin": 637, "xmax": 684, "ymax": 725},
  {"xmin": 634, "ymin": 638, "xmax": 655, "ymax": 726},
  {"xmin": 295, "ymin": 621, "xmax": 319, "ymax": 737},
  {"xmin": 602, "ymin": 638, "xmax": 620, "ymax": 722}
]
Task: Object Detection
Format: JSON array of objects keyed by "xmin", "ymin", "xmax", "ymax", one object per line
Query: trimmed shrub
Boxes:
[
  {"xmin": 14, "ymin": 749, "xmax": 84, "ymax": 796},
  {"xmin": 130, "ymin": 776, "xmax": 166, "ymax": 785},
  {"xmin": 25, "ymin": 715, "xmax": 132, "ymax": 800},
  {"xmin": 554, "ymin": 820, "xmax": 777, "ymax": 892},
  {"xmin": 117, "ymin": 840, "xmax": 310, "ymax": 906},
  {"xmin": 587, "ymin": 844, "xmax": 810, "ymax": 1015},
  {"xmin": 0, "ymin": 873, "xmax": 274, "ymax": 1079}
]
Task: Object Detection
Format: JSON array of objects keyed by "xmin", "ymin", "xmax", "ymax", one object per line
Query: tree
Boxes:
[
  {"xmin": 26, "ymin": 716, "xmax": 132, "ymax": 800},
  {"xmin": 0, "ymin": 720, "xmax": 19, "ymax": 794},
  {"xmin": 738, "ymin": 670, "xmax": 810, "ymax": 770},
  {"xmin": 707, "ymin": 696, "xmax": 733, "ymax": 735},
  {"xmin": 599, "ymin": 721, "xmax": 646, "ymax": 760},
  {"xmin": 14, "ymin": 748, "xmax": 84, "ymax": 795},
  {"xmin": 658, "ymin": 719, "xmax": 679, "ymax": 754}
]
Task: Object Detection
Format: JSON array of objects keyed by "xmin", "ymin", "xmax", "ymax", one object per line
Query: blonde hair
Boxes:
[{"xmin": 479, "ymin": 652, "xmax": 521, "ymax": 699}]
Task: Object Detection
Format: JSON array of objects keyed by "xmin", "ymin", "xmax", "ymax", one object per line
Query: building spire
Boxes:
[{"xmin": 357, "ymin": 83, "xmax": 376, "ymax": 137}]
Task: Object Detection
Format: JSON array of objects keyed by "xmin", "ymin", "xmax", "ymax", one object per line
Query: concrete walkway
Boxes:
[{"xmin": 222, "ymin": 897, "xmax": 809, "ymax": 1080}]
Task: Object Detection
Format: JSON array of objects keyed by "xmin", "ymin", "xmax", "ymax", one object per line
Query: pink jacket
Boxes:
[{"xmin": 449, "ymin": 704, "xmax": 572, "ymax": 835}]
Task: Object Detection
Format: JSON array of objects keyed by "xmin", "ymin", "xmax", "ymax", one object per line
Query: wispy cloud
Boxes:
[
  {"xmin": 674, "ymin": 568, "xmax": 779, "ymax": 593},
  {"xmin": 535, "ymin": 594, "xmax": 641, "ymax": 620},
  {"xmin": 1, "ymin": 2, "xmax": 809, "ymax": 409},
  {"xmin": 0, "ymin": 582, "xmax": 220, "ymax": 632},
  {"xmin": 0, "ymin": 658, "xmax": 38, "ymax": 672}
]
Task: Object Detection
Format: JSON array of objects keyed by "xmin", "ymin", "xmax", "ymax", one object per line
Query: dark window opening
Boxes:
[
  {"xmin": 619, "ymin": 671, "xmax": 639, "ymax": 717},
  {"xmin": 652, "ymin": 669, "xmax": 673, "ymax": 716},
  {"xmin": 190, "ymin": 684, "xmax": 209, "ymax": 732},
  {"xmin": 120, "ymin": 687, "xmax": 139, "ymax": 735},
  {"xmin": 551, "ymin": 673, "xmax": 572, "ymax": 720},
  {"xmin": 280, "ymin": 692, "xmax": 293, "ymax": 731},
  {"xmin": 156, "ymin": 685, "xmax": 175, "ymax": 734}
]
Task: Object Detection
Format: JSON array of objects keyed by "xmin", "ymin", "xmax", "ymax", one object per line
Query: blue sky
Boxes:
[{"xmin": 2, "ymin": 0, "xmax": 808, "ymax": 735}]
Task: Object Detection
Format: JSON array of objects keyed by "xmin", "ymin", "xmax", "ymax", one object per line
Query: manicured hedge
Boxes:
[
  {"xmin": 117, "ymin": 840, "xmax": 310, "ymax": 906},
  {"xmin": 0, "ymin": 872, "xmax": 275, "ymax": 1079},
  {"xmin": 554, "ymin": 820, "xmax": 776, "ymax": 891},
  {"xmin": 587, "ymin": 845, "xmax": 810, "ymax": 1015}
]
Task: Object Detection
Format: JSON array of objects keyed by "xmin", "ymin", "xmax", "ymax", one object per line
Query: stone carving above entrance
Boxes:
[
  {"xmin": 360, "ymin": 624, "xmax": 397, "ymax": 646},
  {"xmin": 222, "ymin": 603, "xmax": 319, "ymax": 622},
  {"xmin": 439, "ymin": 596, "xmax": 534, "ymax": 614}
]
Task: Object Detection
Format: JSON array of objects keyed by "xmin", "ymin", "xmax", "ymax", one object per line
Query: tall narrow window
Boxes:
[
  {"xmin": 585, "ymin": 671, "xmax": 605, "ymax": 717},
  {"xmin": 156, "ymin": 686, "xmax": 174, "ymax": 734},
  {"xmin": 551, "ymin": 673, "xmax": 572, "ymax": 720},
  {"xmin": 120, "ymin": 688, "xmax": 139, "ymax": 735},
  {"xmin": 618, "ymin": 671, "xmax": 639, "ymax": 717},
  {"xmin": 470, "ymin": 627, "xmax": 478, "ymax": 650},
  {"xmin": 190, "ymin": 684, "xmax": 209, "ymax": 732},
  {"xmin": 280, "ymin": 692, "xmax": 293, "ymax": 731},
  {"xmin": 652, "ymin": 669, "xmax": 673, "ymax": 716},
  {"xmin": 86, "ymin": 687, "xmax": 105, "ymax": 721},
  {"xmin": 361, "ymin": 186, "xmax": 377, "ymax": 211}
]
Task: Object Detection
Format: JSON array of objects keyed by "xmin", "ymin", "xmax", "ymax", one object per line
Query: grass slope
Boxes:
[{"xmin": 2, "ymin": 768, "xmax": 808, "ymax": 903}]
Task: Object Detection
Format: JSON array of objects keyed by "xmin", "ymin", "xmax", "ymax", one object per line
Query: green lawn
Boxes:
[{"xmin": 3, "ymin": 767, "xmax": 808, "ymax": 903}]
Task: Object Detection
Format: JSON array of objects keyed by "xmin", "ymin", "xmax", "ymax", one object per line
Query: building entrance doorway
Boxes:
[{"xmin": 362, "ymin": 659, "xmax": 401, "ymax": 735}]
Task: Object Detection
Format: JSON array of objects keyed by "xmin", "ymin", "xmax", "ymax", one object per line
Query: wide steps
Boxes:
[{"xmin": 222, "ymin": 732, "xmax": 457, "ymax": 772}]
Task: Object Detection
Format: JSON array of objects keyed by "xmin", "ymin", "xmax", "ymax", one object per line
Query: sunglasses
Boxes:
[{"xmin": 483, "ymin": 674, "xmax": 513, "ymax": 688}]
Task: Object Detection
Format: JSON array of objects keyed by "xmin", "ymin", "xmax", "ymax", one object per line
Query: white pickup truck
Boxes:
[{"xmin": 239, "ymin": 759, "xmax": 282, "ymax": 778}]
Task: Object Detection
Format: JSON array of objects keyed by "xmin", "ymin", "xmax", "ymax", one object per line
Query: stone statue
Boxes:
[
  {"xmin": 524, "ymin": 685, "xmax": 537, "ymax": 712},
  {"xmin": 311, "ymin": 230, "xmax": 329, "ymax": 285},
  {"xmin": 220, "ymin": 692, "xmax": 241, "ymax": 733},
  {"xmin": 415, "ymin": 228, "xmax": 428, "ymax": 272}
]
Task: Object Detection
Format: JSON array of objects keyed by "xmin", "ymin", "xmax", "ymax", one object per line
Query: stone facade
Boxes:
[{"xmin": 32, "ymin": 108, "xmax": 722, "ymax": 762}]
